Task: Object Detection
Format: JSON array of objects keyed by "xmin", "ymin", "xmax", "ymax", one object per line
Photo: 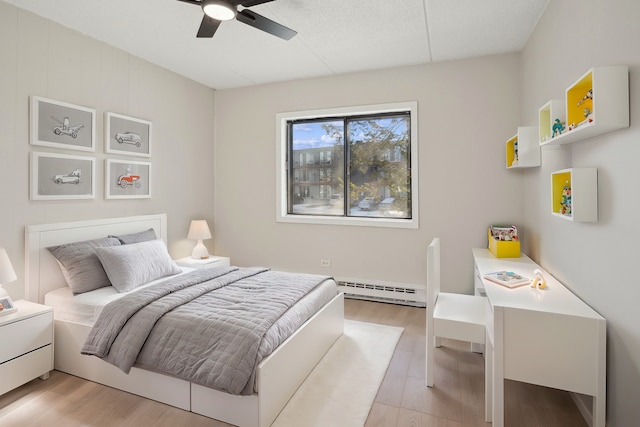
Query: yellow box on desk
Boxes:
[{"xmin": 487, "ymin": 229, "xmax": 521, "ymax": 258}]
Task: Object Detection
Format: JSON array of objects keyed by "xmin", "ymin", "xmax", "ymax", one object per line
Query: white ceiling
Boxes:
[{"xmin": 3, "ymin": 0, "xmax": 549, "ymax": 90}]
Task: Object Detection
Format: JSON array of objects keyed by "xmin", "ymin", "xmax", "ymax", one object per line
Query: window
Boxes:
[{"xmin": 276, "ymin": 102, "xmax": 418, "ymax": 228}]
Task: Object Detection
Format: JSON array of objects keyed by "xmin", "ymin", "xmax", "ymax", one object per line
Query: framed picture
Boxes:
[
  {"xmin": 105, "ymin": 112, "xmax": 152, "ymax": 157},
  {"xmin": 30, "ymin": 152, "xmax": 95, "ymax": 200},
  {"xmin": 106, "ymin": 159, "xmax": 151, "ymax": 199},
  {"xmin": 0, "ymin": 296, "xmax": 17, "ymax": 317},
  {"xmin": 30, "ymin": 96, "xmax": 96, "ymax": 151}
]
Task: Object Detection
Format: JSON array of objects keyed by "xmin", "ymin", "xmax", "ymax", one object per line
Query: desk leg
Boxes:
[
  {"xmin": 593, "ymin": 319, "xmax": 607, "ymax": 427},
  {"xmin": 492, "ymin": 307, "xmax": 504, "ymax": 427},
  {"xmin": 593, "ymin": 396, "xmax": 605, "ymax": 427},
  {"xmin": 485, "ymin": 329, "xmax": 493, "ymax": 422}
]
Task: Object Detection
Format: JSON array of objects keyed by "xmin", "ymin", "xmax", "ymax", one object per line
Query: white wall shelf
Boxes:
[
  {"xmin": 551, "ymin": 168, "xmax": 598, "ymax": 222},
  {"xmin": 506, "ymin": 126, "xmax": 540, "ymax": 169},
  {"xmin": 538, "ymin": 100, "xmax": 566, "ymax": 144},
  {"xmin": 540, "ymin": 66, "xmax": 629, "ymax": 147}
]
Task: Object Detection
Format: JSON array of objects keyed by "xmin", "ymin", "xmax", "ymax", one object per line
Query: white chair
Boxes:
[{"xmin": 425, "ymin": 237, "xmax": 492, "ymax": 422}]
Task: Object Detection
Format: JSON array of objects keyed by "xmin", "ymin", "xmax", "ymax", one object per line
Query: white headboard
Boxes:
[{"xmin": 25, "ymin": 214, "xmax": 167, "ymax": 304}]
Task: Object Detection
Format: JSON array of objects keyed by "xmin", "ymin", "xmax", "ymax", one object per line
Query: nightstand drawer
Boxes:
[
  {"xmin": 0, "ymin": 311, "xmax": 53, "ymax": 363},
  {"xmin": 0, "ymin": 345, "xmax": 52, "ymax": 395}
]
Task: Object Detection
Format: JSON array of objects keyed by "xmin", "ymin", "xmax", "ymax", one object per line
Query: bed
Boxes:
[{"xmin": 24, "ymin": 213, "xmax": 344, "ymax": 427}]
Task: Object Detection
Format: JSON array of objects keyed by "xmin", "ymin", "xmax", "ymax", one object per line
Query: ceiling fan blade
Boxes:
[
  {"xmin": 197, "ymin": 15, "xmax": 221, "ymax": 38},
  {"xmin": 236, "ymin": 9, "xmax": 296, "ymax": 40},
  {"xmin": 175, "ymin": 0, "xmax": 202, "ymax": 6},
  {"xmin": 237, "ymin": 0, "xmax": 276, "ymax": 7}
]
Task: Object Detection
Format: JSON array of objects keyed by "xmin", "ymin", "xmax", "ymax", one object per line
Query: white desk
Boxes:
[{"xmin": 472, "ymin": 249, "xmax": 606, "ymax": 427}]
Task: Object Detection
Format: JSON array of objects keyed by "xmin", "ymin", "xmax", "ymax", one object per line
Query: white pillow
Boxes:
[{"xmin": 95, "ymin": 239, "xmax": 181, "ymax": 293}]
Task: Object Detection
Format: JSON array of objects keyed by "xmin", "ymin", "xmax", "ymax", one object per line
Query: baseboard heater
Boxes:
[{"xmin": 336, "ymin": 277, "xmax": 426, "ymax": 307}]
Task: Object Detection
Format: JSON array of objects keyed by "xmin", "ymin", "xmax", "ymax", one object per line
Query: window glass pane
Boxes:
[
  {"xmin": 289, "ymin": 120, "xmax": 345, "ymax": 216},
  {"xmin": 348, "ymin": 115, "xmax": 411, "ymax": 219},
  {"xmin": 280, "ymin": 102, "xmax": 416, "ymax": 227}
]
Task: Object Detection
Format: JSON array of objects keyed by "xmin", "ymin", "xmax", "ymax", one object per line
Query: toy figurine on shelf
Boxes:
[
  {"xmin": 584, "ymin": 107, "xmax": 594, "ymax": 124},
  {"xmin": 552, "ymin": 118, "xmax": 565, "ymax": 137},
  {"xmin": 560, "ymin": 181, "xmax": 572, "ymax": 215},
  {"xmin": 513, "ymin": 139, "xmax": 519, "ymax": 166},
  {"xmin": 576, "ymin": 107, "xmax": 595, "ymax": 128},
  {"xmin": 577, "ymin": 88, "xmax": 593, "ymax": 106}
]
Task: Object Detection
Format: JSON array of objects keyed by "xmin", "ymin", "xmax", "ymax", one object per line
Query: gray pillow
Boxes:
[
  {"xmin": 48, "ymin": 237, "xmax": 122, "ymax": 294},
  {"xmin": 109, "ymin": 228, "xmax": 157, "ymax": 244},
  {"xmin": 95, "ymin": 239, "xmax": 181, "ymax": 293}
]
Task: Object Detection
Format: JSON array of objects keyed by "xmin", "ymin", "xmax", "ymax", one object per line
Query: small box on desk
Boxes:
[{"xmin": 487, "ymin": 227, "xmax": 520, "ymax": 258}]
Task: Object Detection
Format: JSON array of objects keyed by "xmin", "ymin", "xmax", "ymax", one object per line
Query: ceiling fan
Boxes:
[{"xmin": 177, "ymin": 0, "xmax": 297, "ymax": 40}]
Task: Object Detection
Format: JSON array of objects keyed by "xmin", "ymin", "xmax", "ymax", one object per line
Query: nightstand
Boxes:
[
  {"xmin": 175, "ymin": 255, "xmax": 231, "ymax": 269},
  {"xmin": 0, "ymin": 300, "xmax": 53, "ymax": 396}
]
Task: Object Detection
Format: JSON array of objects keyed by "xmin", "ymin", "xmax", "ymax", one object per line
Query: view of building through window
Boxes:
[{"xmin": 287, "ymin": 112, "xmax": 411, "ymax": 219}]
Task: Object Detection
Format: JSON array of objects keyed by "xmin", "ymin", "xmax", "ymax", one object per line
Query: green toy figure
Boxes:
[
  {"xmin": 560, "ymin": 181, "xmax": 572, "ymax": 215},
  {"xmin": 552, "ymin": 118, "xmax": 565, "ymax": 137}
]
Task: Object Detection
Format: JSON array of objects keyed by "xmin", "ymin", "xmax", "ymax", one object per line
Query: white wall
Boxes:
[
  {"xmin": 214, "ymin": 54, "xmax": 523, "ymax": 295},
  {"xmin": 520, "ymin": 0, "xmax": 640, "ymax": 425},
  {"xmin": 0, "ymin": 2, "xmax": 216, "ymax": 299}
]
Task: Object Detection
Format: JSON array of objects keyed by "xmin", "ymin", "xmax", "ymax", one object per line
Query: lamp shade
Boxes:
[
  {"xmin": 0, "ymin": 247, "xmax": 17, "ymax": 285},
  {"xmin": 188, "ymin": 220, "xmax": 212, "ymax": 240}
]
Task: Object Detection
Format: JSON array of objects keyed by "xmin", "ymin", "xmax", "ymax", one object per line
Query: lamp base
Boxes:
[{"xmin": 191, "ymin": 241, "xmax": 210, "ymax": 259}]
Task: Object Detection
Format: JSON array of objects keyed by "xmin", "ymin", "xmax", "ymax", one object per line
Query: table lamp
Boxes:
[
  {"xmin": 188, "ymin": 220, "xmax": 212, "ymax": 259},
  {"xmin": 0, "ymin": 247, "xmax": 17, "ymax": 299}
]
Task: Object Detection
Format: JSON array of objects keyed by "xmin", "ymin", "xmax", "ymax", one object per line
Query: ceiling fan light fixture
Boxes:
[{"xmin": 202, "ymin": 0, "xmax": 237, "ymax": 21}]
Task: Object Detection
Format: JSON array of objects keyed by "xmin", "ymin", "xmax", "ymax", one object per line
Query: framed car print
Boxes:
[
  {"xmin": 105, "ymin": 112, "xmax": 152, "ymax": 157},
  {"xmin": 30, "ymin": 152, "xmax": 95, "ymax": 200},
  {"xmin": 30, "ymin": 96, "xmax": 96, "ymax": 152},
  {"xmin": 105, "ymin": 159, "xmax": 151, "ymax": 199}
]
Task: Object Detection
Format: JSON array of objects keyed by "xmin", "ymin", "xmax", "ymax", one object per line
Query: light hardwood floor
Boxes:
[
  {"xmin": 348, "ymin": 299, "xmax": 589, "ymax": 427},
  {"xmin": 0, "ymin": 299, "xmax": 588, "ymax": 427}
]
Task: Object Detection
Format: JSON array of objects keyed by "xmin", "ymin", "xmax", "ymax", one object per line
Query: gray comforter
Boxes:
[{"xmin": 81, "ymin": 266, "xmax": 330, "ymax": 395}]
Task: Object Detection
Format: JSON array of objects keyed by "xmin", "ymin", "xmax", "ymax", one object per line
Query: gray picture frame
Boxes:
[
  {"xmin": 0, "ymin": 296, "xmax": 17, "ymax": 317},
  {"xmin": 30, "ymin": 152, "xmax": 95, "ymax": 200},
  {"xmin": 105, "ymin": 159, "xmax": 151, "ymax": 199},
  {"xmin": 105, "ymin": 112, "xmax": 152, "ymax": 158},
  {"xmin": 30, "ymin": 96, "xmax": 96, "ymax": 152}
]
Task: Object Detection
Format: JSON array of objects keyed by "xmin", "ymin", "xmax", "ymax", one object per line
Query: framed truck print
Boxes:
[
  {"xmin": 105, "ymin": 159, "xmax": 151, "ymax": 199},
  {"xmin": 30, "ymin": 152, "xmax": 95, "ymax": 200},
  {"xmin": 30, "ymin": 96, "xmax": 96, "ymax": 152},
  {"xmin": 105, "ymin": 112, "xmax": 152, "ymax": 157}
]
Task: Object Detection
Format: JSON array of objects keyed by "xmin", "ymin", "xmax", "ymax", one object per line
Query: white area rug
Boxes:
[{"xmin": 272, "ymin": 319, "xmax": 404, "ymax": 427}]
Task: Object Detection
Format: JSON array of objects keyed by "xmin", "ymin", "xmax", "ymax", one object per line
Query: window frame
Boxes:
[{"xmin": 276, "ymin": 101, "xmax": 419, "ymax": 229}]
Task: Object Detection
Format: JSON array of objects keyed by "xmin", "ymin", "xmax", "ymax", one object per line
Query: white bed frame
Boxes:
[{"xmin": 25, "ymin": 214, "xmax": 344, "ymax": 427}]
